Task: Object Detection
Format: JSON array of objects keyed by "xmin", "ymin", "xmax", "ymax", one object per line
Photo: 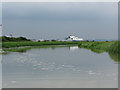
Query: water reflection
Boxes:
[
  {"xmin": 69, "ymin": 46, "xmax": 79, "ymax": 51},
  {"xmin": 82, "ymin": 47, "xmax": 120, "ymax": 63},
  {"xmin": 109, "ymin": 52, "xmax": 119, "ymax": 63},
  {"xmin": 2, "ymin": 45, "xmax": 120, "ymax": 63},
  {"xmin": 2, "ymin": 46, "xmax": 118, "ymax": 88}
]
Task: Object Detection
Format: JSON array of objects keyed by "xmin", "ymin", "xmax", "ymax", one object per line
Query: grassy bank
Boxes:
[
  {"xmin": 78, "ymin": 41, "xmax": 120, "ymax": 53},
  {"xmin": 108, "ymin": 41, "xmax": 120, "ymax": 62},
  {"xmin": 2, "ymin": 41, "xmax": 118, "ymax": 52},
  {"xmin": 1, "ymin": 41, "xmax": 120, "ymax": 62},
  {"xmin": 78, "ymin": 41, "xmax": 120, "ymax": 62},
  {"xmin": 78, "ymin": 41, "xmax": 115, "ymax": 53},
  {"xmin": 2, "ymin": 45, "xmax": 72, "ymax": 54},
  {"xmin": 2, "ymin": 41, "xmax": 80, "ymax": 48},
  {"xmin": 109, "ymin": 41, "xmax": 120, "ymax": 54}
]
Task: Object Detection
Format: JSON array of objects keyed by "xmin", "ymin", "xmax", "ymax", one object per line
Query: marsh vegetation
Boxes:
[
  {"xmin": 1, "ymin": 36, "xmax": 119, "ymax": 62},
  {"xmin": 1, "ymin": 41, "xmax": 119, "ymax": 62},
  {"xmin": 78, "ymin": 41, "xmax": 120, "ymax": 62}
]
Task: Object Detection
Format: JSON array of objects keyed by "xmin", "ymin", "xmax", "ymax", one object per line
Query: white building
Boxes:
[{"xmin": 66, "ymin": 35, "xmax": 83, "ymax": 41}]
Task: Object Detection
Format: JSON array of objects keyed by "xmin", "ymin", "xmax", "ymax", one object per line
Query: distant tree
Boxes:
[
  {"xmin": 17, "ymin": 37, "xmax": 27, "ymax": 41},
  {"xmin": 1, "ymin": 36, "xmax": 31, "ymax": 42},
  {"xmin": 51, "ymin": 40, "xmax": 56, "ymax": 42},
  {"xmin": 38, "ymin": 40, "xmax": 41, "ymax": 42},
  {"xmin": 2, "ymin": 36, "xmax": 9, "ymax": 42},
  {"xmin": 44, "ymin": 40, "xmax": 49, "ymax": 42}
]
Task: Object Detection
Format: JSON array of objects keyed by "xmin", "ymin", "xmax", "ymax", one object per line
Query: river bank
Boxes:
[
  {"xmin": 2, "ymin": 41, "xmax": 79, "ymax": 48},
  {"xmin": 1, "ymin": 41, "xmax": 119, "ymax": 54},
  {"xmin": 1, "ymin": 41, "xmax": 120, "ymax": 62}
]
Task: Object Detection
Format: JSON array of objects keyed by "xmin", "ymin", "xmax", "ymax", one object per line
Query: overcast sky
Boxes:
[
  {"xmin": 2, "ymin": 2, "xmax": 118, "ymax": 40},
  {"xmin": 0, "ymin": 3, "xmax": 2, "ymax": 24}
]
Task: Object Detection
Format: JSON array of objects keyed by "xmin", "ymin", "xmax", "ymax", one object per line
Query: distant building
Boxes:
[{"xmin": 66, "ymin": 35, "xmax": 83, "ymax": 41}]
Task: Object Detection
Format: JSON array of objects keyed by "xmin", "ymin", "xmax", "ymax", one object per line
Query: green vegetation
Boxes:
[
  {"xmin": 2, "ymin": 41, "xmax": 119, "ymax": 54},
  {"xmin": 2, "ymin": 45, "xmax": 72, "ymax": 54},
  {"xmin": 2, "ymin": 41, "xmax": 80, "ymax": 48},
  {"xmin": 1, "ymin": 35, "xmax": 119, "ymax": 62},
  {"xmin": 78, "ymin": 41, "xmax": 120, "ymax": 62},
  {"xmin": 109, "ymin": 41, "xmax": 120, "ymax": 54},
  {"xmin": 108, "ymin": 41, "xmax": 120, "ymax": 62},
  {"xmin": 0, "ymin": 36, "xmax": 31, "ymax": 42},
  {"xmin": 78, "ymin": 41, "xmax": 114, "ymax": 53},
  {"xmin": 78, "ymin": 41, "xmax": 119, "ymax": 53}
]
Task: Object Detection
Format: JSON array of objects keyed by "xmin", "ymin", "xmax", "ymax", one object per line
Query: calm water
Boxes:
[{"xmin": 2, "ymin": 46, "xmax": 118, "ymax": 88}]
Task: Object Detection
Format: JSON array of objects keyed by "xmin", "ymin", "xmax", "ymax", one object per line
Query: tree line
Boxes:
[{"xmin": 0, "ymin": 36, "xmax": 31, "ymax": 42}]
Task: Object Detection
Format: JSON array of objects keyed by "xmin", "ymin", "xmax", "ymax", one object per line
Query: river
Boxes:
[{"xmin": 2, "ymin": 46, "xmax": 118, "ymax": 88}]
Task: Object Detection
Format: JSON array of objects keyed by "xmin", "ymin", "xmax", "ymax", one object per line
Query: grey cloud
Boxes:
[{"xmin": 2, "ymin": 2, "xmax": 118, "ymax": 40}]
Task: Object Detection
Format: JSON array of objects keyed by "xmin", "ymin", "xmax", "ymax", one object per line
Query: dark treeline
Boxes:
[{"xmin": 0, "ymin": 36, "xmax": 31, "ymax": 42}]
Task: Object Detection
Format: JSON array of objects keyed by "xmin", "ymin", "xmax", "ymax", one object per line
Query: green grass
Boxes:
[
  {"xmin": 2, "ymin": 41, "xmax": 118, "ymax": 53},
  {"xmin": 109, "ymin": 41, "xmax": 120, "ymax": 54},
  {"xmin": 2, "ymin": 45, "xmax": 74, "ymax": 54},
  {"xmin": 78, "ymin": 41, "xmax": 120, "ymax": 54},
  {"xmin": 2, "ymin": 41, "xmax": 80, "ymax": 48},
  {"xmin": 78, "ymin": 41, "xmax": 120, "ymax": 62},
  {"xmin": 108, "ymin": 41, "xmax": 120, "ymax": 62},
  {"xmin": 1, "ymin": 41, "xmax": 120, "ymax": 62},
  {"xmin": 78, "ymin": 41, "xmax": 115, "ymax": 52}
]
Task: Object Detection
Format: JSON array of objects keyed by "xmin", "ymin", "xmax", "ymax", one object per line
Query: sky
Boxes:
[
  {"xmin": 2, "ymin": 2, "xmax": 118, "ymax": 40},
  {"xmin": 1, "ymin": 0, "xmax": 119, "ymax": 2},
  {"xmin": 0, "ymin": 2, "xmax": 2, "ymax": 36},
  {"xmin": 0, "ymin": 2, "xmax": 2, "ymax": 24}
]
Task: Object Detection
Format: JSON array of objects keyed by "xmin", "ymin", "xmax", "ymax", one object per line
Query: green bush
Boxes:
[{"xmin": 1, "ymin": 36, "xmax": 31, "ymax": 42}]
